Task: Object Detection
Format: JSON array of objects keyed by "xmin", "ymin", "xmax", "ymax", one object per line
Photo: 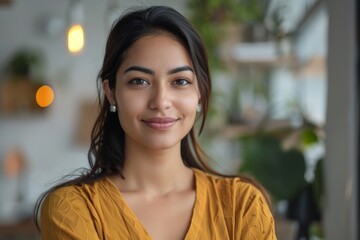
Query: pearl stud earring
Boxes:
[
  {"xmin": 110, "ymin": 103, "xmax": 117, "ymax": 113},
  {"xmin": 196, "ymin": 104, "xmax": 201, "ymax": 113}
]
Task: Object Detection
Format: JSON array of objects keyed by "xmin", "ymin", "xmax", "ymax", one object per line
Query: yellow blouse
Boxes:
[{"xmin": 40, "ymin": 168, "xmax": 276, "ymax": 239}]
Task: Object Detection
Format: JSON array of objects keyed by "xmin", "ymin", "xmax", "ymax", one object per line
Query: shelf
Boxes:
[
  {"xmin": 235, "ymin": 55, "xmax": 298, "ymax": 68},
  {"xmin": 295, "ymin": 56, "xmax": 326, "ymax": 77},
  {"xmin": 0, "ymin": 77, "xmax": 48, "ymax": 116},
  {"xmin": 212, "ymin": 119, "xmax": 295, "ymax": 139},
  {"xmin": 228, "ymin": 41, "xmax": 299, "ymax": 69}
]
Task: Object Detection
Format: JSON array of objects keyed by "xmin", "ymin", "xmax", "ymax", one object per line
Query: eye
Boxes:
[
  {"xmin": 172, "ymin": 79, "xmax": 191, "ymax": 86},
  {"xmin": 128, "ymin": 78, "xmax": 149, "ymax": 86}
]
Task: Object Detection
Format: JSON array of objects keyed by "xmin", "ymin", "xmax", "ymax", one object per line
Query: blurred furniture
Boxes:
[
  {"xmin": 275, "ymin": 216, "xmax": 297, "ymax": 240},
  {"xmin": 0, "ymin": 217, "xmax": 39, "ymax": 240},
  {"xmin": 0, "ymin": 0, "xmax": 11, "ymax": 6}
]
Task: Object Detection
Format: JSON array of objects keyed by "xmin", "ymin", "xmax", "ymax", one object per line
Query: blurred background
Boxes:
[{"xmin": 0, "ymin": 0, "xmax": 357, "ymax": 239}]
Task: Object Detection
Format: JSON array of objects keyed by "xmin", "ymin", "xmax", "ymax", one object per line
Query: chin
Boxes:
[{"xmin": 144, "ymin": 140, "xmax": 180, "ymax": 151}]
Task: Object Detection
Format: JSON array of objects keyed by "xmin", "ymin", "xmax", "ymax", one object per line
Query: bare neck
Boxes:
[{"xmin": 118, "ymin": 140, "xmax": 194, "ymax": 196}]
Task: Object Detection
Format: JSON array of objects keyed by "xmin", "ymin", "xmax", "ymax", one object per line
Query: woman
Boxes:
[{"xmin": 35, "ymin": 6, "xmax": 276, "ymax": 240}]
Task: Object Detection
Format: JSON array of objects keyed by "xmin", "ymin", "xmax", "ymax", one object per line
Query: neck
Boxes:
[{"xmin": 119, "ymin": 139, "xmax": 193, "ymax": 195}]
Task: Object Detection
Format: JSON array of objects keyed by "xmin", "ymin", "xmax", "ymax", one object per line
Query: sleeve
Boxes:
[
  {"xmin": 236, "ymin": 184, "xmax": 277, "ymax": 240},
  {"xmin": 40, "ymin": 188, "xmax": 101, "ymax": 240}
]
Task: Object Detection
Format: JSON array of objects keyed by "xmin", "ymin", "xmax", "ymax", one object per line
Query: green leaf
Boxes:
[
  {"xmin": 301, "ymin": 127, "xmax": 319, "ymax": 146},
  {"xmin": 239, "ymin": 135, "xmax": 307, "ymax": 201}
]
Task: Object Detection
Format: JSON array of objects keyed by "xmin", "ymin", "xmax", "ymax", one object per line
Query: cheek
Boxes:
[
  {"xmin": 116, "ymin": 93, "xmax": 146, "ymax": 123},
  {"xmin": 177, "ymin": 94, "xmax": 199, "ymax": 115}
]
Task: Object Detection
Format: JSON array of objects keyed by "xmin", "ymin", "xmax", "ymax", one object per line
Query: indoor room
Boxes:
[{"xmin": 0, "ymin": 0, "xmax": 358, "ymax": 239}]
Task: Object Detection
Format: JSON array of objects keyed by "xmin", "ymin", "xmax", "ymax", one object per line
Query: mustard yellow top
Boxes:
[{"xmin": 40, "ymin": 168, "xmax": 276, "ymax": 239}]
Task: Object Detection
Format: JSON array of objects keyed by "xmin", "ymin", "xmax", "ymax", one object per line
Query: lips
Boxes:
[{"xmin": 142, "ymin": 117, "xmax": 178, "ymax": 130}]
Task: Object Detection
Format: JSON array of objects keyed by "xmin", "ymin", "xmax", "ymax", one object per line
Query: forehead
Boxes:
[{"xmin": 119, "ymin": 33, "xmax": 193, "ymax": 70}]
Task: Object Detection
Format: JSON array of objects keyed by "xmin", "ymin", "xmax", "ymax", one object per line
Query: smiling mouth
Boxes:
[{"xmin": 142, "ymin": 117, "xmax": 178, "ymax": 130}]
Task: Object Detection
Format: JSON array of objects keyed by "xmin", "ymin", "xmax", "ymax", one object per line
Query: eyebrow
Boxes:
[
  {"xmin": 124, "ymin": 65, "xmax": 194, "ymax": 75},
  {"xmin": 168, "ymin": 66, "xmax": 194, "ymax": 74}
]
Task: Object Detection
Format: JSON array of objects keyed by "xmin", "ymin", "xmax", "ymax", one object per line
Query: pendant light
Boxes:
[{"xmin": 67, "ymin": 0, "xmax": 85, "ymax": 54}]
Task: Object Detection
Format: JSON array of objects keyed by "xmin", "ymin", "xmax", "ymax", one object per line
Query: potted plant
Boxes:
[
  {"xmin": 0, "ymin": 48, "xmax": 45, "ymax": 114},
  {"xmin": 238, "ymin": 120, "xmax": 324, "ymax": 239}
]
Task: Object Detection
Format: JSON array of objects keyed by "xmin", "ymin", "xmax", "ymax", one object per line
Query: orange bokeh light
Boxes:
[{"xmin": 36, "ymin": 85, "xmax": 54, "ymax": 108}]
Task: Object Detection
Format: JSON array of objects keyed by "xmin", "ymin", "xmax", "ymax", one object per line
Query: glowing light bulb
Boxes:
[
  {"xmin": 36, "ymin": 85, "xmax": 54, "ymax": 108},
  {"xmin": 67, "ymin": 24, "xmax": 84, "ymax": 53}
]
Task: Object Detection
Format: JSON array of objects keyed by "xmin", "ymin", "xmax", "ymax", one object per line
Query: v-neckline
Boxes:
[{"xmin": 103, "ymin": 168, "xmax": 206, "ymax": 239}]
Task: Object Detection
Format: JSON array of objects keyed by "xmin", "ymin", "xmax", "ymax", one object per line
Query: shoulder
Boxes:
[
  {"xmin": 41, "ymin": 185, "xmax": 87, "ymax": 221},
  {"xmin": 40, "ymin": 178, "xmax": 109, "ymax": 218},
  {"xmin": 44, "ymin": 181, "xmax": 92, "ymax": 202},
  {"xmin": 43, "ymin": 184, "xmax": 86, "ymax": 207},
  {"xmin": 39, "ymin": 180, "xmax": 110, "ymax": 239},
  {"xmin": 193, "ymin": 168, "xmax": 263, "ymax": 202}
]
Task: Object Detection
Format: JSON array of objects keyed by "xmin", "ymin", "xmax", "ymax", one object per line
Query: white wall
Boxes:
[{"xmin": 0, "ymin": 0, "xmax": 184, "ymax": 221}]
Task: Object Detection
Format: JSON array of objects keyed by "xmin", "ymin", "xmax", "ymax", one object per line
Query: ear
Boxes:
[{"xmin": 103, "ymin": 79, "xmax": 115, "ymax": 104}]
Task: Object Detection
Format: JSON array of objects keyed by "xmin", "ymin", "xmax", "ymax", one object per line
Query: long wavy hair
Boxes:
[
  {"xmin": 34, "ymin": 5, "xmax": 271, "ymax": 230},
  {"xmin": 91, "ymin": 5, "xmax": 213, "ymax": 178}
]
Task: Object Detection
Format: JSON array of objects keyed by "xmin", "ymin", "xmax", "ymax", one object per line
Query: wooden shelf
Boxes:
[
  {"xmin": 211, "ymin": 119, "xmax": 294, "ymax": 139},
  {"xmin": 295, "ymin": 56, "xmax": 326, "ymax": 77},
  {"xmin": 224, "ymin": 41, "xmax": 299, "ymax": 69},
  {"xmin": 235, "ymin": 54, "xmax": 298, "ymax": 68},
  {"xmin": 0, "ymin": 77, "xmax": 47, "ymax": 116}
]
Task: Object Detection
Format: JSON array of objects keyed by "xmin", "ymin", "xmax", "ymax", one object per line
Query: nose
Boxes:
[{"xmin": 148, "ymin": 83, "xmax": 172, "ymax": 111}]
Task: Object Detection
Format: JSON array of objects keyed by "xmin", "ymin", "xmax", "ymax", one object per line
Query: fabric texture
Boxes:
[{"xmin": 40, "ymin": 168, "xmax": 276, "ymax": 239}]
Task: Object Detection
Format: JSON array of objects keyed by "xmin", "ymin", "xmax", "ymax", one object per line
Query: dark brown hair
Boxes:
[
  {"xmin": 34, "ymin": 5, "xmax": 271, "ymax": 230},
  {"xmin": 90, "ymin": 5, "xmax": 213, "ymax": 178}
]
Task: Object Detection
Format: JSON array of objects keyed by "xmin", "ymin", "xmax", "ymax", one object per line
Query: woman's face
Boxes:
[{"xmin": 104, "ymin": 34, "xmax": 200, "ymax": 151}]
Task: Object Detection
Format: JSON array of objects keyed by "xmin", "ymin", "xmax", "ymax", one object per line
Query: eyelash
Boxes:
[
  {"xmin": 128, "ymin": 78, "xmax": 191, "ymax": 86},
  {"xmin": 128, "ymin": 78, "xmax": 149, "ymax": 86},
  {"xmin": 172, "ymin": 78, "xmax": 191, "ymax": 86}
]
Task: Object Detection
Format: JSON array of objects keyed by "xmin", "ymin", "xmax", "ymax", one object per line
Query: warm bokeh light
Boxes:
[
  {"xmin": 67, "ymin": 24, "xmax": 84, "ymax": 53},
  {"xmin": 3, "ymin": 148, "xmax": 27, "ymax": 178},
  {"xmin": 36, "ymin": 85, "xmax": 54, "ymax": 108}
]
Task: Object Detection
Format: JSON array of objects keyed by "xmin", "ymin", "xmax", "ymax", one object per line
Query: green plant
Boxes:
[
  {"xmin": 238, "ymin": 120, "xmax": 324, "ymax": 199},
  {"xmin": 3, "ymin": 49, "xmax": 44, "ymax": 79},
  {"xmin": 239, "ymin": 132, "xmax": 307, "ymax": 201},
  {"xmin": 238, "ymin": 120, "xmax": 324, "ymax": 239},
  {"xmin": 187, "ymin": 0, "xmax": 269, "ymax": 69}
]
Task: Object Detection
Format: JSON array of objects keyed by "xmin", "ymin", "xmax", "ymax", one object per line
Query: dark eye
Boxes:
[
  {"xmin": 173, "ymin": 79, "xmax": 190, "ymax": 86},
  {"xmin": 129, "ymin": 78, "xmax": 149, "ymax": 86}
]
